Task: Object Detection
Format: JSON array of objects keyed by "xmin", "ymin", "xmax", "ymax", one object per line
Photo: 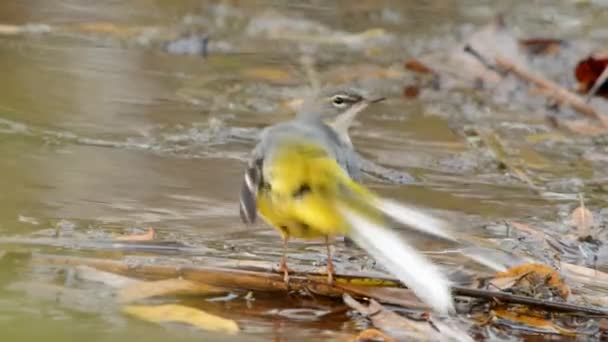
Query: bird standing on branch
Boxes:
[{"xmin": 239, "ymin": 86, "xmax": 455, "ymax": 314}]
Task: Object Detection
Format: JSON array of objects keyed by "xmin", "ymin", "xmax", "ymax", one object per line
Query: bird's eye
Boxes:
[{"xmin": 331, "ymin": 95, "xmax": 347, "ymax": 108}]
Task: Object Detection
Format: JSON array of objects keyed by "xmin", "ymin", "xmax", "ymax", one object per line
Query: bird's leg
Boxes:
[
  {"xmin": 325, "ymin": 236, "xmax": 334, "ymax": 284},
  {"xmin": 279, "ymin": 235, "xmax": 290, "ymax": 285}
]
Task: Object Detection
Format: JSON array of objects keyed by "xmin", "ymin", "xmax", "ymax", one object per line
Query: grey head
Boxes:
[{"xmin": 295, "ymin": 86, "xmax": 385, "ymax": 146}]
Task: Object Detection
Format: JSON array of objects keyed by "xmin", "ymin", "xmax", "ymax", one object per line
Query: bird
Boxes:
[{"xmin": 239, "ymin": 86, "xmax": 455, "ymax": 314}]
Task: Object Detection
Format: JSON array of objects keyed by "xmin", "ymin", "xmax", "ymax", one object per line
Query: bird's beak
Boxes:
[{"xmin": 367, "ymin": 96, "xmax": 386, "ymax": 104}]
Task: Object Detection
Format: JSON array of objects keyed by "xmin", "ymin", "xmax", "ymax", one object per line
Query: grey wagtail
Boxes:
[{"xmin": 239, "ymin": 87, "xmax": 455, "ymax": 314}]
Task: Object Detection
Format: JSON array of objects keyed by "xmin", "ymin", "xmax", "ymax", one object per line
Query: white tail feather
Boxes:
[
  {"xmin": 339, "ymin": 204, "xmax": 454, "ymax": 314},
  {"xmin": 376, "ymin": 199, "xmax": 457, "ymax": 242}
]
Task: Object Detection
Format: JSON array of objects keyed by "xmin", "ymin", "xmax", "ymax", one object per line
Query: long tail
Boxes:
[
  {"xmin": 339, "ymin": 203, "xmax": 454, "ymax": 315},
  {"xmin": 375, "ymin": 199, "xmax": 457, "ymax": 242}
]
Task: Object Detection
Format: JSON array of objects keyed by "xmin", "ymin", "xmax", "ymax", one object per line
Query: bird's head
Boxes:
[{"xmin": 298, "ymin": 86, "xmax": 385, "ymax": 122}]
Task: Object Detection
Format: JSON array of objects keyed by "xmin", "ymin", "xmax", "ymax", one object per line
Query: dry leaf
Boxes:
[
  {"xmin": 123, "ymin": 304, "xmax": 239, "ymax": 334},
  {"xmin": 492, "ymin": 263, "xmax": 570, "ymax": 299},
  {"xmin": 575, "ymin": 53, "xmax": 608, "ymax": 97},
  {"xmin": 404, "ymin": 59, "xmax": 436, "ymax": 75},
  {"xmin": 493, "ymin": 309, "xmax": 576, "ymax": 336},
  {"xmin": 571, "ymin": 195, "xmax": 594, "ymax": 239},
  {"xmin": 115, "ymin": 228, "xmax": 156, "ymax": 241},
  {"xmin": 119, "ymin": 278, "xmax": 228, "ymax": 303},
  {"xmin": 343, "ymin": 294, "xmax": 473, "ymax": 342},
  {"xmin": 403, "ymin": 85, "xmax": 420, "ymax": 98},
  {"xmin": 354, "ymin": 329, "xmax": 396, "ymax": 342}
]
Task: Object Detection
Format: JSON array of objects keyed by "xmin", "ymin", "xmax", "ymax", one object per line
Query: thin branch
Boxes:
[
  {"xmin": 494, "ymin": 56, "xmax": 608, "ymax": 127},
  {"xmin": 28, "ymin": 253, "xmax": 608, "ymax": 316},
  {"xmin": 452, "ymin": 286, "xmax": 608, "ymax": 316}
]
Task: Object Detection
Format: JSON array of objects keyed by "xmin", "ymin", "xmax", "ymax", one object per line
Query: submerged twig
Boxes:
[
  {"xmin": 495, "ymin": 56, "xmax": 608, "ymax": 127},
  {"xmin": 462, "ymin": 44, "xmax": 608, "ymax": 127},
  {"xmin": 452, "ymin": 287, "xmax": 607, "ymax": 316}
]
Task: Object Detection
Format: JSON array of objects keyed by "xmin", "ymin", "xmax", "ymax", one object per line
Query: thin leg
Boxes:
[
  {"xmin": 325, "ymin": 236, "xmax": 334, "ymax": 284},
  {"xmin": 279, "ymin": 236, "xmax": 290, "ymax": 285}
]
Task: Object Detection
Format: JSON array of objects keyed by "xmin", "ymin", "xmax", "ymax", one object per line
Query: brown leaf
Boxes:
[
  {"xmin": 571, "ymin": 195, "xmax": 594, "ymax": 239},
  {"xmin": 123, "ymin": 304, "xmax": 239, "ymax": 334},
  {"xmin": 115, "ymin": 228, "xmax": 156, "ymax": 241},
  {"xmin": 118, "ymin": 278, "xmax": 228, "ymax": 303},
  {"xmin": 404, "ymin": 59, "xmax": 436, "ymax": 75},
  {"xmin": 493, "ymin": 308, "xmax": 577, "ymax": 336},
  {"xmin": 492, "ymin": 263, "xmax": 570, "ymax": 300},
  {"xmin": 354, "ymin": 329, "xmax": 395, "ymax": 342},
  {"xmin": 575, "ymin": 53, "xmax": 608, "ymax": 97},
  {"xmin": 403, "ymin": 85, "xmax": 420, "ymax": 98},
  {"xmin": 343, "ymin": 294, "xmax": 473, "ymax": 341}
]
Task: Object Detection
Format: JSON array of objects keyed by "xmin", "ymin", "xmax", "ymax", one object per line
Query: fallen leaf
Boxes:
[
  {"xmin": 493, "ymin": 309, "xmax": 577, "ymax": 336},
  {"xmin": 115, "ymin": 228, "xmax": 156, "ymax": 241},
  {"xmin": 343, "ymin": 294, "xmax": 473, "ymax": 341},
  {"xmin": 403, "ymin": 85, "xmax": 420, "ymax": 98},
  {"xmin": 404, "ymin": 59, "xmax": 436, "ymax": 75},
  {"xmin": 575, "ymin": 53, "xmax": 608, "ymax": 97},
  {"xmin": 118, "ymin": 278, "xmax": 228, "ymax": 303},
  {"xmin": 354, "ymin": 329, "xmax": 395, "ymax": 342},
  {"xmin": 493, "ymin": 264, "xmax": 570, "ymax": 300},
  {"xmin": 571, "ymin": 195, "xmax": 594, "ymax": 239},
  {"xmin": 123, "ymin": 304, "xmax": 239, "ymax": 334}
]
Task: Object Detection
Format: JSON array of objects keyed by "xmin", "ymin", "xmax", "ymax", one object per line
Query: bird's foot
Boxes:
[
  {"xmin": 279, "ymin": 258, "xmax": 291, "ymax": 287},
  {"xmin": 326, "ymin": 258, "xmax": 334, "ymax": 285}
]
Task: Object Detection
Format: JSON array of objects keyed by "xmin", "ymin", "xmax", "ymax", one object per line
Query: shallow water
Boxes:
[{"xmin": 1, "ymin": 0, "xmax": 608, "ymax": 341}]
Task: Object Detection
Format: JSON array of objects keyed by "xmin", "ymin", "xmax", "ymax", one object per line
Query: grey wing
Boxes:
[
  {"xmin": 239, "ymin": 130, "xmax": 270, "ymax": 225},
  {"xmin": 239, "ymin": 154, "xmax": 263, "ymax": 224}
]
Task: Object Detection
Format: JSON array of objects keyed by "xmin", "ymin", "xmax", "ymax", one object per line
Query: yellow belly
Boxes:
[{"xmin": 257, "ymin": 189, "xmax": 348, "ymax": 239}]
